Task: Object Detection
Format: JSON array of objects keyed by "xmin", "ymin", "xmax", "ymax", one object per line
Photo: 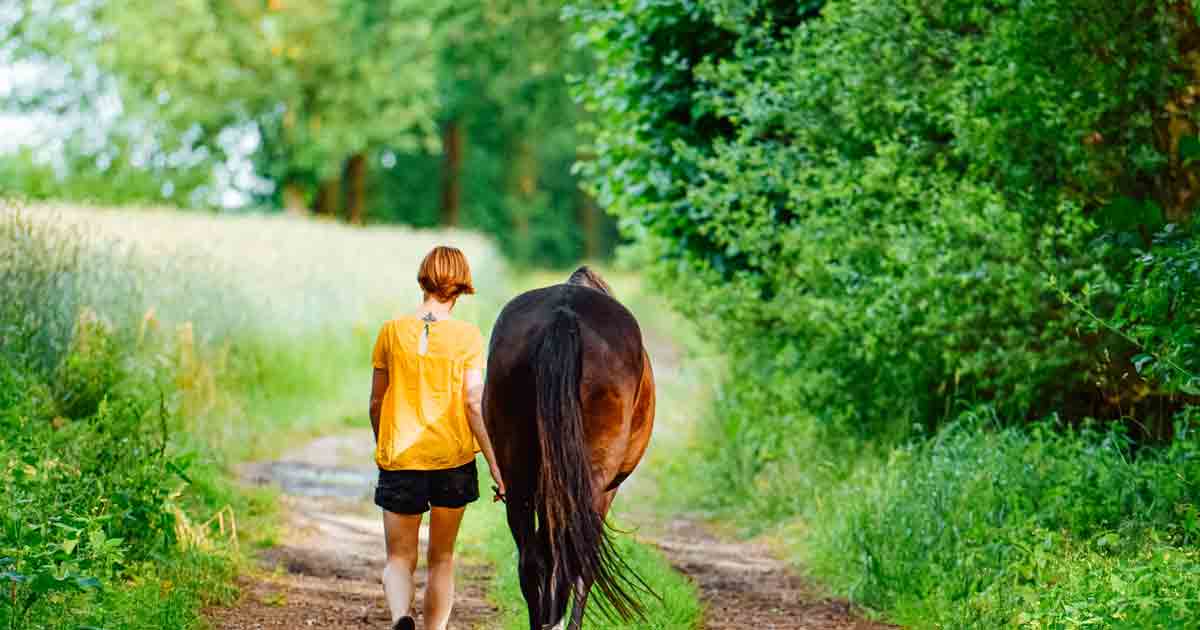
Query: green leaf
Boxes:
[
  {"xmin": 30, "ymin": 572, "xmax": 70, "ymax": 595},
  {"xmin": 1132, "ymin": 354, "xmax": 1155, "ymax": 375},
  {"xmin": 1180, "ymin": 136, "xmax": 1200, "ymax": 164},
  {"xmin": 1097, "ymin": 197, "xmax": 1162, "ymax": 231},
  {"xmin": 166, "ymin": 460, "xmax": 193, "ymax": 484}
]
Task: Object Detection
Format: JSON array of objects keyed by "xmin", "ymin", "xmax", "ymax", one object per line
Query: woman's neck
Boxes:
[{"xmin": 418, "ymin": 297, "xmax": 455, "ymax": 319}]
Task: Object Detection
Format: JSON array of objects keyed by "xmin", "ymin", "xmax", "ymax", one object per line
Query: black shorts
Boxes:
[{"xmin": 374, "ymin": 460, "xmax": 480, "ymax": 515}]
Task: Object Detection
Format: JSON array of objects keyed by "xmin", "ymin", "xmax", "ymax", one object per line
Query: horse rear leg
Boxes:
[{"xmin": 506, "ymin": 503, "xmax": 543, "ymax": 630}]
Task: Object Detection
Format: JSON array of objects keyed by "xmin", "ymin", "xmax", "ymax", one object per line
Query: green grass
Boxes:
[
  {"xmin": 460, "ymin": 508, "xmax": 703, "ymax": 630},
  {"xmin": 800, "ymin": 417, "xmax": 1200, "ymax": 628}
]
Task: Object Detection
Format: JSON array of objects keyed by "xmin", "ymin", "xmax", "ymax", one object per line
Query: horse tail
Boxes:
[{"xmin": 534, "ymin": 304, "xmax": 647, "ymax": 622}]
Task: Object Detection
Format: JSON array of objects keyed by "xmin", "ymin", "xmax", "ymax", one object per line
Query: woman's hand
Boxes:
[{"xmin": 490, "ymin": 466, "xmax": 506, "ymax": 502}]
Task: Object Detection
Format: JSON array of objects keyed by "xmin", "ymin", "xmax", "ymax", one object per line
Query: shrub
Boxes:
[
  {"xmin": 574, "ymin": 0, "xmax": 1198, "ymax": 439},
  {"xmin": 576, "ymin": 1, "xmax": 1200, "ymax": 625}
]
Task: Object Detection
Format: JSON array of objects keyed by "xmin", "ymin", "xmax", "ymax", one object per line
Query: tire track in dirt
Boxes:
[
  {"xmin": 205, "ymin": 434, "xmax": 495, "ymax": 630},
  {"xmin": 627, "ymin": 320, "xmax": 894, "ymax": 630},
  {"xmin": 631, "ymin": 515, "xmax": 891, "ymax": 630}
]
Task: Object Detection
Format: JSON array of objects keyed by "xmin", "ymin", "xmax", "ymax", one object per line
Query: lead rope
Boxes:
[{"xmin": 419, "ymin": 312, "xmax": 437, "ymax": 356}]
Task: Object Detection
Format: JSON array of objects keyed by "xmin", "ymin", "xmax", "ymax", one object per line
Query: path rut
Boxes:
[
  {"xmin": 205, "ymin": 430, "xmax": 887, "ymax": 629},
  {"xmin": 204, "ymin": 434, "xmax": 495, "ymax": 630}
]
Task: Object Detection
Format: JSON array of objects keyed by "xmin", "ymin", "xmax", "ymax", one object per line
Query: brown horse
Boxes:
[{"xmin": 483, "ymin": 267, "xmax": 656, "ymax": 630}]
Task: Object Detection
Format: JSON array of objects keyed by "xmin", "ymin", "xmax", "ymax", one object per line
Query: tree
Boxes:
[
  {"xmin": 9, "ymin": 0, "xmax": 440, "ymax": 221},
  {"xmin": 575, "ymin": 0, "xmax": 1198, "ymax": 437},
  {"xmin": 369, "ymin": 0, "xmax": 618, "ymax": 262}
]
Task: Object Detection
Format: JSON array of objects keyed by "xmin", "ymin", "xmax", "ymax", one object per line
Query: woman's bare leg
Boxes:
[
  {"xmin": 382, "ymin": 510, "xmax": 423, "ymax": 623},
  {"xmin": 424, "ymin": 506, "xmax": 466, "ymax": 630}
]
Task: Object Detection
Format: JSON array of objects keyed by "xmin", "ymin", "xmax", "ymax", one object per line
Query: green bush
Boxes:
[
  {"xmin": 575, "ymin": 0, "xmax": 1196, "ymax": 437},
  {"xmin": 577, "ymin": 0, "xmax": 1200, "ymax": 626},
  {"xmin": 0, "ymin": 211, "xmax": 221, "ymax": 629}
]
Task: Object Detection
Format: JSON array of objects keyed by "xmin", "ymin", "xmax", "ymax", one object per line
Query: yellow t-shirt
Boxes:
[{"xmin": 372, "ymin": 316, "xmax": 485, "ymax": 471}]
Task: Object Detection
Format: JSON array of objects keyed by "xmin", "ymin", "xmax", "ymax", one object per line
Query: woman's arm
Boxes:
[
  {"xmin": 464, "ymin": 368, "xmax": 505, "ymax": 500},
  {"xmin": 369, "ymin": 367, "xmax": 389, "ymax": 443}
]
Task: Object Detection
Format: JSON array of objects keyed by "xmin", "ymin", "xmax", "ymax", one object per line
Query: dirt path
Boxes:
[
  {"xmin": 206, "ymin": 433, "xmax": 888, "ymax": 630},
  {"xmin": 634, "ymin": 516, "xmax": 890, "ymax": 629},
  {"xmin": 207, "ymin": 299, "xmax": 889, "ymax": 629},
  {"xmin": 205, "ymin": 433, "xmax": 495, "ymax": 630}
]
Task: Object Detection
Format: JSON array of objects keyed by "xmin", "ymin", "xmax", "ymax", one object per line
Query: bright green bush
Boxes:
[{"xmin": 575, "ymin": 0, "xmax": 1195, "ymax": 438}]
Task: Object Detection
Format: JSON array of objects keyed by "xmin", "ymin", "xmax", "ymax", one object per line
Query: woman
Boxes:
[{"xmin": 368, "ymin": 246, "xmax": 505, "ymax": 630}]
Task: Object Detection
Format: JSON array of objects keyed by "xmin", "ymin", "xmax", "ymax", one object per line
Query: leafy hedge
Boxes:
[
  {"xmin": 575, "ymin": 0, "xmax": 1198, "ymax": 439},
  {"xmin": 575, "ymin": 0, "xmax": 1200, "ymax": 625}
]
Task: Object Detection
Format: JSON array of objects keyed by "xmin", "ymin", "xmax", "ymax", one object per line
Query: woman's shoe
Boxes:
[{"xmin": 392, "ymin": 616, "xmax": 415, "ymax": 630}]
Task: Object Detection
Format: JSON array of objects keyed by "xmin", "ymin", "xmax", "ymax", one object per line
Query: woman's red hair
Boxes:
[{"xmin": 418, "ymin": 246, "xmax": 475, "ymax": 302}]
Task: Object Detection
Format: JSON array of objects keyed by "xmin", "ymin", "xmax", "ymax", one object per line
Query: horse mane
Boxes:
[{"xmin": 567, "ymin": 266, "xmax": 613, "ymax": 296}]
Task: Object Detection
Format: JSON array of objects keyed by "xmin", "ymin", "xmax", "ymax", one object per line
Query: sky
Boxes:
[
  {"xmin": 0, "ymin": 56, "xmax": 267, "ymax": 208},
  {"xmin": 0, "ymin": 61, "xmax": 44, "ymax": 153}
]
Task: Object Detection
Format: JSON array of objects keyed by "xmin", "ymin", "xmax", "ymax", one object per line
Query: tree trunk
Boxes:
[
  {"xmin": 579, "ymin": 190, "xmax": 600, "ymax": 261},
  {"xmin": 511, "ymin": 139, "xmax": 537, "ymax": 257},
  {"xmin": 343, "ymin": 153, "xmax": 367, "ymax": 225},
  {"xmin": 1155, "ymin": 1, "xmax": 1200, "ymax": 224},
  {"xmin": 440, "ymin": 120, "xmax": 463, "ymax": 227},
  {"xmin": 313, "ymin": 177, "xmax": 341, "ymax": 218},
  {"xmin": 282, "ymin": 182, "xmax": 309, "ymax": 216},
  {"xmin": 575, "ymin": 150, "xmax": 600, "ymax": 260}
]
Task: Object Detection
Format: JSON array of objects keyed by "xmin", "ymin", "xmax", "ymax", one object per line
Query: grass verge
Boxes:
[
  {"xmin": 460, "ymin": 510, "xmax": 703, "ymax": 630},
  {"xmin": 658, "ymin": 361, "xmax": 1200, "ymax": 628}
]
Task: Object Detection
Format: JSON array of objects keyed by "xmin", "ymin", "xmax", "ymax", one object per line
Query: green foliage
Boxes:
[
  {"xmin": 0, "ymin": 210, "xmax": 231, "ymax": 628},
  {"xmin": 575, "ymin": 0, "xmax": 1194, "ymax": 437},
  {"xmin": 59, "ymin": 0, "xmax": 434, "ymax": 178},
  {"xmin": 370, "ymin": 0, "xmax": 619, "ymax": 265},
  {"xmin": 578, "ymin": 0, "xmax": 1200, "ymax": 626},
  {"xmin": 1072, "ymin": 223, "xmax": 1200, "ymax": 393},
  {"xmin": 806, "ymin": 415, "xmax": 1200, "ymax": 627}
]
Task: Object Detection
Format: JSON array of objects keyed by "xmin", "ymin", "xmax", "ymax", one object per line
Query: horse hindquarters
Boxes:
[{"xmin": 531, "ymin": 306, "xmax": 645, "ymax": 626}]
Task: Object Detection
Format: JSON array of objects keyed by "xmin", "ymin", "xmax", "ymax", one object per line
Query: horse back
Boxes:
[{"xmin": 483, "ymin": 284, "xmax": 649, "ymax": 492}]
